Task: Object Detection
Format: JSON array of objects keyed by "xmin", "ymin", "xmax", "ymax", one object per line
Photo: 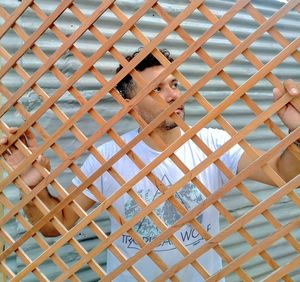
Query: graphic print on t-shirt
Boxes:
[{"xmin": 123, "ymin": 174, "xmax": 210, "ymax": 252}]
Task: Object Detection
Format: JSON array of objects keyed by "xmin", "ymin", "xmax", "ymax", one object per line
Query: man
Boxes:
[{"xmin": 1, "ymin": 49, "xmax": 300, "ymax": 281}]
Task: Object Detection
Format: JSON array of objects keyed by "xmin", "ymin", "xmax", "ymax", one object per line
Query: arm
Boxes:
[
  {"xmin": 238, "ymin": 148, "xmax": 300, "ymax": 186},
  {"xmin": 0, "ymin": 128, "xmax": 95, "ymax": 237},
  {"xmin": 238, "ymin": 79, "xmax": 300, "ymax": 186},
  {"xmin": 23, "ymin": 184, "xmax": 95, "ymax": 237}
]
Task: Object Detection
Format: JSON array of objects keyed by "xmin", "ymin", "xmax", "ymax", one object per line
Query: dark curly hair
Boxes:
[{"xmin": 115, "ymin": 48, "xmax": 174, "ymax": 99}]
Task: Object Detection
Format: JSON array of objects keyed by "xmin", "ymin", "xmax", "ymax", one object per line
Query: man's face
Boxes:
[{"xmin": 132, "ymin": 65, "xmax": 184, "ymax": 130}]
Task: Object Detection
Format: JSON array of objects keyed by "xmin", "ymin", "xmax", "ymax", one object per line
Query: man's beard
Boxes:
[{"xmin": 159, "ymin": 109, "xmax": 185, "ymax": 130}]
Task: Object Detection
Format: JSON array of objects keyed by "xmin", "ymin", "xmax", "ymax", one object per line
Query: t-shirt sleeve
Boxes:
[
  {"xmin": 209, "ymin": 128, "xmax": 244, "ymax": 181},
  {"xmin": 72, "ymin": 153, "xmax": 102, "ymax": 202}
]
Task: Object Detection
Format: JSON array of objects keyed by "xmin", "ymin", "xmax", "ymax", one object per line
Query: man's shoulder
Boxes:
[
  {"xmin": 197, "ymin": 127, "xmax": 227, "ymax": 140},
  {"xmin": 96, "ymin": 128, "xmax": 138, "ymax": 154}
]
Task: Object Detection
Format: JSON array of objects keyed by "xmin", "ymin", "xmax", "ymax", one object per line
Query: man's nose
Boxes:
[{"xmin": 165, "ymin": 87, "xmax": 179, "ymax": 102}]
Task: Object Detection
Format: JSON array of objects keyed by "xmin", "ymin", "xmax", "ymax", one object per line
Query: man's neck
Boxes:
[{"xmin": 141, "ymin": 127, "xmax": 181, "ymax": 151}]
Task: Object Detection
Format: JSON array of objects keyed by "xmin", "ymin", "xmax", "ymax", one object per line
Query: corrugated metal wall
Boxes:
[{"xmin": 1, "ymin": 0, "xmax": 299, "ymax": 281}]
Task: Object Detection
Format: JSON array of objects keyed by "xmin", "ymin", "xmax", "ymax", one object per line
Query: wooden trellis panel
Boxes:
[{"xmin": 1, "ymin": 0, "xmax": 300, "ymax": 281}]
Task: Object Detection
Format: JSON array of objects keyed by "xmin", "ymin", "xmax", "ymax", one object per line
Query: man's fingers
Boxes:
[
  {"xmin": 283, "ymin": 79, "xmax": 300, "ymax": 96},
  {"xmin": 1, "ymin": 127, "xmax": 37, "ymax": 149},
  {"xmin": 273, "ymin": 87, "xmax": 286, "ymax": 118},
  {"xmin": 273, "ymin": 87, "xmax": 283, "ymax": 101},
  {"xmin": 24, "ymin": 128, "xmax": 37, "ymax": 148},
  {"xmin": 37, "ymin": 155, "xmax": 51, "ymax": 171},
  {"xmin": 8, "ymin": 127, "xmax": 18, "ymax": 134},
  {"xmin": 0, "ymin": 136, "xmax": 8, "ymax": 145}
]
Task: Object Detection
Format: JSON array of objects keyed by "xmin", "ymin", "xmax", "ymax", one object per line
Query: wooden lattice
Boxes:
[{"xmin": 1, "ymin": 0, "xmax": 300, "ymax": 281}]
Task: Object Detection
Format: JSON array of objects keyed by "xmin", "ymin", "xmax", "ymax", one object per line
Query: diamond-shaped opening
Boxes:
[
  {"xmin": 47, "ymin": 167, "xmax": 73, "ymax": 198},
  {"xmin": 14, "ymin": 5, "xmax": 43, "ymax": 37},
  {"xmin": 72, "ymin": 0, "xmax": 97, "ymax": 18},
  {"xmin": 2, "ymin": 250, "xmax": 18, "ymax": 279},
  {"xmin": 0, "ymin": 27, "xmax": 24, "ymax": 56},
  {"xmin": 54, "ymin": 90, "xmax": 84, "ymax": 118},
  {"xmin": 72, "ymin": 70, "xmax": 103, "ymax": 98},
  {"xmin": 36, "ymin": 27, "xmax": 64, "ymax": 58},
  {"xmin": 36, "ymin": 107, "xmax": 64, "ymax": 136},
  {"xmin": 34, "ymin": 69, "xmax": 62, "ymax": 95},
  {"xmin": 35, "ymin": 256, "xmax": 64, "ymax": 280},
  {"xmin": 93, "ymin": 50, "xmax": 120, "ymax": 82},
  {"xmin": 1, "ymin": 105, "xmax": 24, "ymax": 128},
  {"xmin": 270, "ymin": 197, "xmax": 300, "ymax": 226},
  {"xmin": 177, "ymin": 48, "xmax": 212, "ymax": 85},
  {"xmin": 17, "ymin": 235, "xmax": 45, "ymax": 265},
  {"xmin": 74, "ymin": 262, "xmax": 103, "ymax": 281},
  {"xmin": 220, "ymin": 230, "xmax": 252, "ymax": 261},
  {"xmin": 1, "ymin": 0, "xmax": 21, "ymax": 15},
  {"xmin": 92, "ymin": 5, "xmax": 123, "ymax": 39},
  {"xmin": 134, "ymin": 7, "xmax": 168, "ymax": 41},
  {"xmin": 53, "ymin": 128, "xmax": 80, "ymax": 158},
  {"xmin": 19, "ymin": 89, "xmax": 43, "ymax": 113},
  {"xmin": 53, "ymin": 49, "xmax": 83, "ymax": 79},
  {"xmin": 241, "ymin": 239, "xmax": 288, "ymax": 280},
  {"xmin": 52, "ymin": 7, "xmax": 82, "ymax": 38},
  {"xmin": 92, "ymin": 250, "xmax": 108, "ymax": 272},
  {"xmin": 1, "ymin": 197, "xmax": 21, "ymax": 241},
  {"xmin": 184, "ymin": 94, "xmax": 209, "ymax": 127},
  {"xmin": 225, "ymin": 5, "xmax": 261, "ymax": 41},
  {"xmin": 250, "ymin": 0, "xmax": 286, "ymax": 21},
  {"xmin": 17, "ymin": 49, "xmax": 43, "ymax": 77},
  {"xmin": 204, "ymin": 0, "xmax": 236, "ymax": 20},
  {"xmin": 53, "ymin": 241, "xmax": 83, "ymax": 268},
  {"xmin": 156, "ymin": 0, "xmax": 193, "ymax": 19},
  {"xmin": 248, "ymin": 32, "xmax": 286, "ymax": 65},
  {"xmin": 75, "ymin": 226, "xmax": 104, "ymax": 254},
  {"xmin": 74, "ymin": 111, "xmax": 104, "ymax": 141},
  {"xmin": 272, "ymin": 55, "xmax": 300, "ymax": 82},
  {"xmin": 33, "ymin": 0, "xmax": 61, "ymax": 17},
  {"xmin": 266, "ymin": 236, "xmax": 299, "ymax": 267},
  {"xmin": 241, "ymin": 118, "xmax": 280, "ymax": 152},
  {"xmin": 13, "ymin": 247, "xmax": 40, "ymax": 280},
  {"xmin": 220, "ymin": 185, "xmax": 255, "ymax": 223},
  {"xmin": 201, "ymin": 30, "xmax": 235, "ymax": 64},
  {"xmin": 222, "ymin": 53, "xmax": 259, "ymax": 87},
  {"xmin": 224, "ymin": 268, "xmax": 250, "ymax": 282},
  {"xmin": 195, "ymin": 71, "xmax": 234, "ymax": 109},
  {"xmin": 113, "ymin": 0, "xmax": 151, "ymax": 20},
  {"xmin": 1, "ymin": 66, "xmax": 24, "ymax": 93},
  {"xmin": 175, "ymin": 4, "xmax": 214, "ymax": 42},
  {"xmin": 238, "ymin": 253, "xmax": 269, "ymax": 281},
  {"xmin": 272, "ymin": 8, "xmax": 300, "ymax": 43},
  {"xmin": 0, "ymin": 189, "xmax": 16, "ymax": 216},
  {"xmin": 112, "ymin": 28, "xmax": 146, "ymax": 56},
  {"xmin": 243, "ymin": 213, "xmax": 277, "ymax": 243},
  {"xmin": 218, "ymin": 97, "xmax": 256, "ymax": 133}
]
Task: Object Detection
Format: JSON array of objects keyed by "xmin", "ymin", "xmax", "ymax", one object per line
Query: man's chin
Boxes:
[{"xmin": 160, "ymin": 121, "xmax": 178, "ymax": 130}]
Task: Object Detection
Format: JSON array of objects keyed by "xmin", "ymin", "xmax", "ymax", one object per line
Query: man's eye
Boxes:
[
  {"xmin": 154, "ymin": 87, "xmax": 161, "ymax": 93},
  {"xmin": 172, "ymin": 82, "xmax": 179, "ymax": 89}
]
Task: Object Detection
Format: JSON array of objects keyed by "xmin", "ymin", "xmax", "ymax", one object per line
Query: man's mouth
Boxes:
[{"xmin": 175, "ymin": 106, "xmax": 184, "ymax": 114}]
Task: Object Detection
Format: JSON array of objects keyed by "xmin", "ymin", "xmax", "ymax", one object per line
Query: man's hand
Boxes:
[
  {"xmin": 273, "ymin": 79, "xmax": 300, "ymax": 131},
  {"xmin": 0, "ymin": 128, "xmax": 50, "ymax": 187}
]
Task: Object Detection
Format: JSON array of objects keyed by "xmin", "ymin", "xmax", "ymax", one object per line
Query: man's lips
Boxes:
[{"xmin": 175, "ymin": 106, "xmax": 184, "ymax": 114}]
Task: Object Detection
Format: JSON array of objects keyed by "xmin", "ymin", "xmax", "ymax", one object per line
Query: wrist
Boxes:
[{"xmin": 288, "ymin": 129, "xmax": 300, "ymax": 147}]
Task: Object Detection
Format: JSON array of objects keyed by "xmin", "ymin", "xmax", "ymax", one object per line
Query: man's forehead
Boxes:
[{"xmin": 138, "ymin": 65, "xmax": 176, "ymax": 82}]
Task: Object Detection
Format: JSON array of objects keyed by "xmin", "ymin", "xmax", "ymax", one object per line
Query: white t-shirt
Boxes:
[{"xmin": 72, "ymin": 128, "xmax": 244, "ymax": 281}]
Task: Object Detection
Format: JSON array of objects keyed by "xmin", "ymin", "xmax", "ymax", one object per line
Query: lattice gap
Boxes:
[{"xmin": 1, "ymin": 0, "xmax": 300, "ymax": 281}]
